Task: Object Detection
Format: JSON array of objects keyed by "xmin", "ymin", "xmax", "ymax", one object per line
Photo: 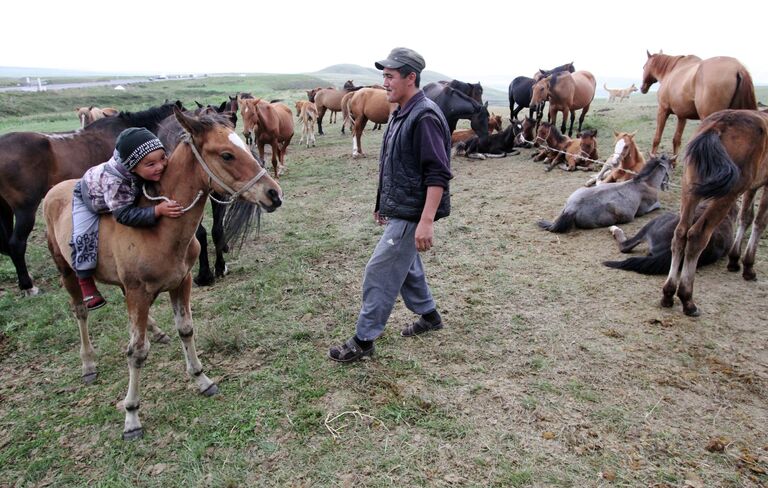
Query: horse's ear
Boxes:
[
  {"xmin": 614, "ymin": 130, "xmax": 620, "ymax": 137},
  {"xmin": 174, "ymin": 105, "xmax": 203, "ymax": 135},
  {"xmin": 629, "ymin": 131, "xmax": 637, "ymax": 138},
  {"xmin": 218, "ymin": 101, "xmax": 227, "ymax": 112},
  {"xmin": 659, "ymin": 49, "xmax": 663, "ymax": 54},
  {"xmin": 646, "ymin": 50, "xmax": 652, "ymax": 58},
  {"xmin": 195, "ymin": 101, "xmax": 203, "ymax": 108}
]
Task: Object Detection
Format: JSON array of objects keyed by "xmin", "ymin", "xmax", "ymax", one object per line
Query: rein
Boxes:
[{"xmin": 143, "ymin": 131, "xmax": 268, "ymax": 212}]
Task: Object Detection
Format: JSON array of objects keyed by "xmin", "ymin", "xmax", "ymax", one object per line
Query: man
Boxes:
[{"xmin": 329, "ymin": 47, "xmax": 453, "ymax": 363}]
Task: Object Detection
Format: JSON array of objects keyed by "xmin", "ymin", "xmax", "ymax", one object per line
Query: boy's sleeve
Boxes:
[{"xmin": 113, "ymin": 205, "xmax": 157, "ymax": 227}]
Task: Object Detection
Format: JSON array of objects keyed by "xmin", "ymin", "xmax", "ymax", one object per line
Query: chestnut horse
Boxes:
[
  {"xmin": 662, "ymin": 109, "xmax": 768, "ymax": 316},
  {"xmin": 531, "ymin": 70, "xmax": 596, "ymax": 137},
  {"xmin": 600, "ymin": 131, "xmax": 646, "ymax": 184},
  {"xmin": 532, "ymin": 122, "xmax": 598, "ymax": 171},
  {"xmin": 349, "ymin": 88, "xmax": 396, "ymax": 158},
  {"xmin": 75, "ymin": 106, "xmax": 119, "ymax": 128},
  {"xmin": 640, "ymin": 50, "xmax": 757, "ymax": 158},
  {"xmin": 0, "ymin": 101, "xmax": 182, "ymax": 295},
  {"xmin": 43, "ymin": 108, "xmax": 283, "ymax": 440},
  {"xmin": 313, "ymin": 83, "xmax": 355, "ymax": 135},
  {"xmin": 240, "ymin": 98, "xmax": 294, "ymax": 178}
]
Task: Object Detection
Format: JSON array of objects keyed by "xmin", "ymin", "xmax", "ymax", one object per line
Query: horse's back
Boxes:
[
  {"xmin": 351, "ymin": 88, "xmax": 392, "ymax": 123},
  {"xmin": 571, "ymin": 71, "xmax": 596, "ymax": 108},
  {"xmin": 694, "ymin": 57, "xmax": 757, "ymax": 116}
]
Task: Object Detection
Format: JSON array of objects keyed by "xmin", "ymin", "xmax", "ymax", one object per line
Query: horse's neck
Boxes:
[{"xmin": 151, "ymin": 145, "xmax": 208, "ymax": 235}]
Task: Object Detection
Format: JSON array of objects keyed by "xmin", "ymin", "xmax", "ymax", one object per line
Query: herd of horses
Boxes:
[{"xmin": 1, "ymin": 49, "xmax": 767, "ymax": 438}]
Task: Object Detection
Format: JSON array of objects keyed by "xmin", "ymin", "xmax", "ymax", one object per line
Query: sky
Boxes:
[{"xmin": 3, "ymin": 0, "xmax": 767, "ymax": 90}]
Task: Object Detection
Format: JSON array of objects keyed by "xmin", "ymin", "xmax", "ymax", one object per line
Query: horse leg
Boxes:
[
  {"xmin": 651, "ymin": 109, "xmax": 670, "ymax": 157},
  {"xmin": 193, "ymin": 223, "xmax": 215, "ymax": 286},
  {"xmin": 567, "ymin": 111, "xmax": 576, "ymax": 137},
  {"xmin": 122, "ymin": 289, "xmax": 153, "ymax": 440},
  {"xmin": 317, "ymin": 106, "xmax": 326, "ymax": 135},
  {"xmin": 560, "ymin": 108, "xmax": 570, "ymax": 135},
  {"xmin": 577, "ymin": 106, "xmax": 589, "ymax": 135},
  {"xmin": 169, "ymin": 273, "xmax": 218, "ymax": 397},
  {"xmin": 739, "ymin": 187, "xmax": 768, "ymax": 281},
  {"xmin": 270, "ymin": 141, "xmax": 280, "ymax": 178},
  {"xmin": 147, "ymin": 314, "xmax": 171, "ymax": 345},
  {"xmin": 9, "ymin": 207, "xmax": 39, "ymax": 295},
  {"xmin": 676, "ymin": 199, "xmax": 739, "ymax": 316},
  {"xmin": 670, "ymin": 118, "xmax": 688, "ymax": 162},
  {"xmin": 611, "ymin": 220, "xmax": 650, "ymax": 253},
  {"xmin": 661, "ymin": 194, "xmax": 700, "ymax": 308},
  {"xmin": 727, "ymin": 188, "xmax": 757, "ymax": 273},
  {"xmin": 210, "ymin": 199, "xmax": 228, "ymax": 280}
]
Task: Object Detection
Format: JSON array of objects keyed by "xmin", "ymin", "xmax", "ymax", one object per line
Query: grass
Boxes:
[{"xmin": 1, "ymin": 76, "xmax": 768, "ymax": 487}]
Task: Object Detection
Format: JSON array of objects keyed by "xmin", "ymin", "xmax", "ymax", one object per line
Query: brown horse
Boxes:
[
  {"xmin": 488, "ymin": 113, "xmax": 503, "ymax": 133},
  {"xmin": 600, "ymin": 131, "xmax": 646, "ymax": 184},
  {"xmin": 640, "ymin": 50, "xmax": 757, "ymax": 158},
  {"xmin": 313, "ymin": 84, "xmax": 355, "ymax": 134},
  {"xmin": 0, "ymin": 101, "xmax": 182, "ymax": 295},
  {"xmin": 298, "ymin": 101, "xmax": 318, "ymax": 148},
  {"xmin": 240, "ymin": 98, "xmax": 294, "ymax": 178},
  {"xmin": 533, "ymin": 122, "xmax": 598, "ymax": 171},
  {"xmin": 75, "ymin": 106, "xmax": 119, "ymax": 128},
  {"xmin": 349, "ymin": 88, "xmax": 396, "ymax": 158},
  {"xmin": 530, "ymin": 70, "xmax": 596, "ymax": 137},
  {"xmin": 43, "ymin": 108, "xmax": 283, "ymax": 440},
  {"xmin": 661, "ymin": 109, "xmax": 768, "ymax": 316}
]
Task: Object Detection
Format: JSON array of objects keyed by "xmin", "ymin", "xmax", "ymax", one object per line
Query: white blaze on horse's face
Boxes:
[
  {"xmin": 228, "ymin": 132, "xmax": 247, "ymax": 151},
  {"xmin": 613, "ymin": 138, "xmax": 626, "ymax": 158}
]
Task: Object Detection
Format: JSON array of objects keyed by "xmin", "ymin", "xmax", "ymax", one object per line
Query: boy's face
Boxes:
[{"xmin": 132, "ymin": 149, "xmax": 167, "ymax": 181}]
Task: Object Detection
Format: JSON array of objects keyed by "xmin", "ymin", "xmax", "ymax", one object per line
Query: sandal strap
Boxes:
[{"xmin": 343, "ymin": 337, "xmax": 362, "ymax": 355}]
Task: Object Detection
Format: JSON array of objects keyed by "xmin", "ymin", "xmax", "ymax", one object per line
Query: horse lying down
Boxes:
[
  {"xmin": 603, "ymin": 202, "xmax": 736, "ymax": 274},
  {"xmin": 538, "ymin": 155, "xmax": 671, "ymax": 233},
  {"xmin": 453, "ymin": 119, "xmax": 523, "ymax": 159}
]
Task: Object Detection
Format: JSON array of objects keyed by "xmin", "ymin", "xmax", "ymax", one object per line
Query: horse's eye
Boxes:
[{"xmin": 221, "ymin": 152, "xmax": 234, "ymax": 161}]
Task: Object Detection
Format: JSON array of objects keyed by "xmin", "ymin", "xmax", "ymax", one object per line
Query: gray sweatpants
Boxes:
[{"xmin": 355, "ymin": 218, "xmax": 437, "ymax": 341}]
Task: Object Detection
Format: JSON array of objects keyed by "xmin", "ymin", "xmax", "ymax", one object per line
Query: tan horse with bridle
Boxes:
[
  {"xmin": 240, "ymin": 98, "xmax": 294, "ymax": 178},
  {"xmin": 601, "ymin": 131, "xmax": 646, "ymax": 184},
  {"xmin": 348, "ymin": 88, "xmax": 396, "ymax": 158},
  {"xmin": 640, "ymin": 50, "xmax": 757, "ymax": 158},
  {"xmin": 43, "ymin": 108, "xmax": 283, "ymax": 439},
  {"xmin": 530, "ymin": 70, "xmax": 596, "ymax": 137}
]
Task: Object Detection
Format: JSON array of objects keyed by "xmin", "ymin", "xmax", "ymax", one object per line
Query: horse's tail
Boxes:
[
  {"xmin": 686, "ymin": 129, "xmax": 741, "ymax": 198},
  {"xmin": 603, "ymin": 253, "xmax": 671, "ymax": 275},
  {"xmin": 728, "ymin": 69, "xmax": 757, "ymax": 110},
  {"xmin": 537, "ymin": 212, "xmax": 575, "ymax": 233}
]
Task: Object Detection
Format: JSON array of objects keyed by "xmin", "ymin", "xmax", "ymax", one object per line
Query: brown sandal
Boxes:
[
  {"xmin": 328, "ymin": 337, "xmax": 375, "ymax": 363},
  {"xmin": 401, "ymin": 317, "xmax": 443, "ymax": 337}
]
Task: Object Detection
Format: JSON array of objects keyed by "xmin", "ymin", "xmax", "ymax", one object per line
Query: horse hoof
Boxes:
[
  {"xmin": 193, "ymin": 274, "xmax": 215, "ymax": 287},
  {"xmin": 743, "ymin": 270, "xmax": 757, "ymax": 281},
  {"xmin": 22, "ymin": 286, "xmax": 41, "ymax": 297},
  {"xmin": 152, "ymin": 332, "xmax": 171, "ymax": 345},
  {"xmin": 683, "ymin": 305, "xmax": 700, "ymax": 317},
  {"xmin": 201, "ymin": 383, "xmax": 219, "ymax": 397},
  {"xmin": 123, "ymin": 428, "xmax": 144, "ymax": 441},
  {"xmin": 660, "ymin": 296, "xmax": 674, "ymax": 308},
  {"xmin": 82, "ymin": 372, "xmax": 98, "ymax": 384}
]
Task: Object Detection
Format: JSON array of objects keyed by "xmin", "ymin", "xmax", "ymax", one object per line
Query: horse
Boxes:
[
  {"xmin": 598, "ymin": 131, "xmax": 646, "ymax": 184},
  {"xmin": 156, "ymin": 106, "xmax": 244, "ymax": 287},
  {"xmin": 604, "ymin": 83, "xmax": 637, "ymax": 102},
  {"xmin": 240, "ymin": 98, "xmax": 294, "ymax": 178},
  {"xmin": 488, "ymin": 113, "xmax": 503, "ymax": 133},
  {"xmin": 43, "ymin": 108, "xmax": 283, "ymax": 440},
  {"xmin": 508, "ymin": 64, "xmax": 574, "ymax": 121},
  {"xmin": 661, "ymin": 109, "xmax": 768, "ymax": 316},
  {"xmin": 349, "ymin": 88, "xmax": 396, "ymax": 158},
  {"xmin": 532, "ymin": 122, "xmax": 598, "ymax": 171},
  {"xmin": 423, "ymin": 82, "xmax": 490, "ymax": 140},
  {"xmin": 454, "ymin": 119, "xmax": 523, "ymax": 159},
  {"xmin": 538, "ymin": 155, "xmax": 671, "ymax": 233},
  {"xmin": 298, "ymin": 101, "xmax": 318, "ymax": 148},
  {"xmin": 604, "ymin": 202, "xmax": 736, "ymax": 275},
  {"xmin": 75, "ymin": 106, "xmax": 119, "ymax": 128},
  {"xmin": 439, "ymin": 79, "xmax": 483, "ymax": 103},
  {"xmin": 313, "ymin": 84, "xmax": 354, "ymax": 135},
  {"xmin": 530, "ymin": 70, "xmax": 596, "ymax": 137},
  {"xmin": 641, "ymin": 50, "xmax": 757, "ymax": 158},
  {"xmin": 0, "ymin": 101, "xmax": 183, "ymax": 295}
]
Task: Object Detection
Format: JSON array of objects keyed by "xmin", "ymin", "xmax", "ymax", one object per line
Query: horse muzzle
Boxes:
[{"xmin": 260, "ymin": 188, "xmax": 283, "ymax": 213}]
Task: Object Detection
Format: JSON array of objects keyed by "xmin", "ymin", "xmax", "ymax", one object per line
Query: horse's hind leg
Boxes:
[
  {"xmin": 727, "ymin": 188, "xmax": 757, "ymax": 273},
  {"xmin": 610, "ymin": 222, "xmax": 649, "ymax": 253},
  {"xmin": 122, "ymin": 290, "xmax": 152, "ymax": 440},
  {"xmin": 169, "ymin": 274, "xmax": 218, "ymax": 397},
  {"xmin": 9, "ymin": 207, "xmax": 39, "ymax": 295},
  {"xmin": 739, "ymin": 187, "xmax": 768, "ymax": 281},
  {"xmin": 671, "ymin": 119, "xmax": 688, "ymax": 162},
  {"xmin": 662, "ymin": 195, "xmax": 700, "ymax": 308},
  {"xmin": 677, "ymin": 199, "xmax": 738, "ymax": 316}
]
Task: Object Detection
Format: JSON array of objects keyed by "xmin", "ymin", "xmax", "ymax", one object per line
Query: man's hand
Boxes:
[
  {"xmin": 415, "ymin": 218, "xmax": 434, "ymax": 252},
  {"xmin": 374, "ymin": 211, "xmax": 388, "ymax": 226}
]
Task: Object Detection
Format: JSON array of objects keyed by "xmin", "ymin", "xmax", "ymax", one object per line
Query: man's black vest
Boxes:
[{"xmin": 378, "ymin": 95, "xmax": 451, "ymax": 222}]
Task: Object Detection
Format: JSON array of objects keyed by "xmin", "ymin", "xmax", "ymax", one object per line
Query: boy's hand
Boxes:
[{"xmin": 155, "ymin": 200, "xmax": 183, "ymax": 218}]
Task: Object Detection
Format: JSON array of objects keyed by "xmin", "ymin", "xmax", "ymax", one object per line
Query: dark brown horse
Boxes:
[
  {"xmin": 640, "ymin": 50, "xmax": 757, "ymax": 158},
  {"xmin": 0, "ymin": 101, "xmax": 183, "ymax": 295},
  {"xmin": 662, "ymin": 109, "xmax": 768, "ymax": 316},
  {"xmin": 439, "ymin": 79, "xmax": 483, "ymax": 103}
]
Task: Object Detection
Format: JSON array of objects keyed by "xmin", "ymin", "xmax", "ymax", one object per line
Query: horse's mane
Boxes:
[
  {"xmin": 550, "ymin": 70, "xmax": 570, "ymax": 89},
  {"xmin": 115, "ymin": 101, "xmax": 184, "ymax": 131},
  {"xmin": 636, "ymin": 155, "xmax": 667, "ymax": 179}
]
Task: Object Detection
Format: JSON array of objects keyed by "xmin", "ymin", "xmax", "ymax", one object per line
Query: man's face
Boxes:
[{"xmin": 382, "ymin": 67, "xmax": 413, "ymax": 105}]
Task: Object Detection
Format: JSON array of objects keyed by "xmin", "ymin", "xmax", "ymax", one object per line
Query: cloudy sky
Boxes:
[{"xmin": 3, "ymin": 0, "xmax": 766, "ymax": 89}]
